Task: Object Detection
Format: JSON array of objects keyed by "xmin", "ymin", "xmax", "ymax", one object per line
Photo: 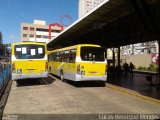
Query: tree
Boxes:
[
  {"xmin": 0, "ymin": 31, "xmax": 2, "ymax": 45},
  {"xmin": 0, "ymin": 31, "xmax": 4, "ymax": 55}
]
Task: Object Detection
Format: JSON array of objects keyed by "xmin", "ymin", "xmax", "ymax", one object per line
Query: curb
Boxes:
[{"xmin": 107, "ymin": 83, "xmax": 160, "ymax": 104}]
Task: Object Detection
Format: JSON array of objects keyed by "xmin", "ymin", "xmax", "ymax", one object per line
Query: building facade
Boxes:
[
  {"xmin": 21, "ymin": 20, "xmax": 63, "ymax": 43},
  {"xmin": 121, "ymin": 41, "xmax": 159, "ymax": 56},
  {"xmin": 79, "ymin": 0, "xmax": 105, "ymax": 18}
]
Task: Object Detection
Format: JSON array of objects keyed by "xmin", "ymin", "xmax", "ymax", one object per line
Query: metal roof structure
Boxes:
[{"xmin": 47, "ymin": 0, "xmax": 160, "ymax": 50}]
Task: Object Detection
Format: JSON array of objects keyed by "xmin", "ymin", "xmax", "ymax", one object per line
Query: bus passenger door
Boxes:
[{"xmin": 68, "ymin": 49, "xmax": 76, "ymax": 80}]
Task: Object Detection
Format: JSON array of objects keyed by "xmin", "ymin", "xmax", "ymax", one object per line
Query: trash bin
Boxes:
[
  {"xmin": 146, "ymin": 75, "xmax": 152, "ymax": 82},
  {"xmin": 146, "ymin": 75, "xmax": 153, "ymax": 85}
]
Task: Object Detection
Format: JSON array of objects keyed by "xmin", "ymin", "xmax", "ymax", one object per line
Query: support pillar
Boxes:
[
  {"xmin": 112, "ymin": 48, "xmax": 115, "ymax": 68},
  {"xmin": 158, "ymin": 40, "xmax": 160, "ymax": 84},
  {"xmin": 118, "ymin": 47, "xmax": 121, "ymax": 67}
]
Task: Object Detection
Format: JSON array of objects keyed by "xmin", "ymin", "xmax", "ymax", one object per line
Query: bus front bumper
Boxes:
[{"xmin": 12, "ymin": 72, "xmax": 48, "ymax": 80}]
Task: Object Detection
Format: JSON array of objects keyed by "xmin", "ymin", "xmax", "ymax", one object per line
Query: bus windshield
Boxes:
[
  {"xmin": 14, "ymin": 44, "xmax": 45, "ymax": 59},
  {"xmin": 80, "ymin": 47, "xmax": 106, "ymax": 62}
]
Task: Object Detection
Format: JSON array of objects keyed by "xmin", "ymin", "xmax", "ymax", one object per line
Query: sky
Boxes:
[{"xmin": 0, "ymin": 0, "xmax": 78, "ymax": 44}]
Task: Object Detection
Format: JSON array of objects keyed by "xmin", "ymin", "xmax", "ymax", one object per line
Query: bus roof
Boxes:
[
  {"xmin": 12, "ymin": 42, "xmax": 46, "ymax": 46},
  {"xmin": 49, "ymin": 44, "xmax": 102, "ymax": 52}
]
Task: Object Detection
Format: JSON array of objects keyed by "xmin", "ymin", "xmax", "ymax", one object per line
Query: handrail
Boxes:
[
  {"xmin": 133, "ymin": 70, "xmax": 159, "ymax": 76},
  {"xmin": 0, "ymin": 64, "xmax": 11, "ymax": 92}
]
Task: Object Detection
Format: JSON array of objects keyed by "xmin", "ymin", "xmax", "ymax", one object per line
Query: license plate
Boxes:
[
  {"xmin": 90, "ymin": 72, "xmax": 97, "ymax": 74},
  {"xmin": 28, "ymin": 70, "xmax": 34, "ymax": 73}
]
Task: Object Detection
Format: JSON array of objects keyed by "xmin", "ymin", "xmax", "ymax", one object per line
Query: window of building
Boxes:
[
  {"xmin": 36, "ymin": 35, "xmax": 41, "ymax": 38},
  {"xmin": 52, "ymin": 30, "xmax": 61, "ymax": 33},
  {"xmin": 30, "ymin": 27, "xmax": 35, "ymax": 31},
  {"xmin": 23, "ymin": 27, "xmax": 28, "ymax": 30},
  {"xmin": 36, "ymin": 28, "xmax": 61, "ymax": 33},
  {"xmin": 30, "ymin": 34, "xmax": 34, "ymax": 38},
  {"xmin": 36, "ymin": 28, "xmax": 48, "ymax": 32},
  {"xmin": 43, "ymin": 36, "xmax": 48, "ymax": 39},
  {"xmin": 23, "ymin": 34, "xmax": 27, "ymax": 37}
]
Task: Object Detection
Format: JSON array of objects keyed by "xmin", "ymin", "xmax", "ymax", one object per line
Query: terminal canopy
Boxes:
[{"xmin": 47, "ymin": 0, "xmax": 160, "ymax": 50}]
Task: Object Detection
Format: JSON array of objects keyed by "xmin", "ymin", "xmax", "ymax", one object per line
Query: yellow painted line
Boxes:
[{"xmin": 107, "ymin": 83, "xmax": 160, "ymax": 104}]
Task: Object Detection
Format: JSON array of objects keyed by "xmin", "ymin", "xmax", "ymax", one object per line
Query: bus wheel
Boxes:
[
  {"xmin": 101, "ymin": 81, "xmax": 106, "ymax": 87},
  {"xmin": 60, "ymin": 71, "xmax": 64, "ymax": 82}
]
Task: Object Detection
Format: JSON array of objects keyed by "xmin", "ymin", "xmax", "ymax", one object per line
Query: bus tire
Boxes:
[
  {"xmin": 101, "ymin": 81, "xmax": 106, "ymax": 87},
  {"xmin": 16, "ymin": 80, "xmax": 20, "ymax": 86}
]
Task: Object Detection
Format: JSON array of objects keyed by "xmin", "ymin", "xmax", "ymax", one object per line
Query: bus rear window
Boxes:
[
  {"xmin": 14, "ymin": 44, "xmax": 45, "ymax": 59},
  {"xmin": 80, "ymin": 47, "xmax": 106, "ymax": 62}
]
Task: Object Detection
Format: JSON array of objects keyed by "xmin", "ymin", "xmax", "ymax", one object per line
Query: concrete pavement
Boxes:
[{"xmin": 3, "ymin": 76, "xmax": 160, "ymax": 115}]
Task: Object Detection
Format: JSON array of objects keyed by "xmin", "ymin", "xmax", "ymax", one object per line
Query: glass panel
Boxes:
[
  {"xmin": 69, "ymin": 49, "xmax": 76, "ymax": 63},
  {"xmin": 23, "ymin": 27, "xmax": 28, "ymax": 30},
  {"xmin": 81, "ymin": 47, "xmax": 106, "ymax": 62},
  {"xmin": 15, "ymin": 44, "xmax": 45, "ymax": 59},
  {"xmin": 30, "ymin": 27, "xmax": 35, "ymax": 31}
]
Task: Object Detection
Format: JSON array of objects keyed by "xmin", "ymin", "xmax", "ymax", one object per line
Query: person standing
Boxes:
[
  {"xmin": 122, "ymin": 62, "xmax": 129, "ymax": 76},
  {"xmin": 129, "ymin": 62, "xmax": 134, "ymax": 76}
]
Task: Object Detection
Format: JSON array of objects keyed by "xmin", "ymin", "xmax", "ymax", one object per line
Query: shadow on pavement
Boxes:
[
  {"xmin": 107, "ymin": 73, "xmax": 160, "ymax": 100},
  {"xmin": 50, "ymin": 74, "xmax": 106, "ymax": 88},
  {"xmin": 16, "ymin": 77, "xmax": 55, "ymax": 87},
  {"xmin": 66, "ymin": 80, "xmax": 106, "ymax": 88}
]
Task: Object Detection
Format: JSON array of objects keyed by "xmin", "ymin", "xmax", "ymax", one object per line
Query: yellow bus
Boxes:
[
  {"xmin": 48, "ymin": 44, "xmax": 107, "ymax": 82},
  {"xmin": 11, "ymin": 42, "xmax": 48, "ymax": 80}
]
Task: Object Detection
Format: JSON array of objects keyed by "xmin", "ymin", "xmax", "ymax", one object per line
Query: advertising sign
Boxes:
[{"xmin": 152, "ymin": 54, "xmax": 159, "ymax": 64}]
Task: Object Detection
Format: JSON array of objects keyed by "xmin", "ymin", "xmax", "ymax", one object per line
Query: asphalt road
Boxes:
[{"xmin": 2, "ymin": 75, "xmax": 160, "ymax": 120}]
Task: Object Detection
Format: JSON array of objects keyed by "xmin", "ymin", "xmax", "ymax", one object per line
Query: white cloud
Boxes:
[{"xmin": 9, "ymin": 35, "xmax": 17, "ymax": 43}]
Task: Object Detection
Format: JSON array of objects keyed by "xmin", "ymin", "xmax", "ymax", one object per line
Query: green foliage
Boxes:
[
  {"xmin": 0, "ymin": 31, "xmax": 5, "ymax": 55},
  {"xmin": 137, "ymin": 64, "xmax": 158, "ymax": 72},
  {"xmin": 138, "ymin": 66, "xmax": 146, "ymax": 70},
  {"xmin": 147, "ymin": 64, "xmax": 158, "ymax": 72}
]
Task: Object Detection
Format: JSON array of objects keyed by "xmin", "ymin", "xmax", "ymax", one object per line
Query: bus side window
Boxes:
[
  {"xmin": 61, "ymin": 51, "xmax": 65, "ymax": 62},
  {"xmin": 56, "ymin": 52, "xmax": 60, "ymax": 62},
  {"xmin": 51, "ymin": 53, "xmax": 54, "ymax": 61},
  {"xmin": 93, "ymin": 55, "xmax": 95, "ymax": 61},
  {"xmin": 63, "ymin": 50, "xmax": 69, "ymax": 62},
  {"xmin": 59, "ymin": 51, "xmax": 62, "ymax": 62},
  {"xmin": 69, "ymin": 49, "xmax": 76, "ymax": 63},
  {"xmin": 53, "ymin": 52, "xmax": 57, "ymax": 61},
  {"xmin": 48, "ymin": 55, "xmax": 51, "ymax": 62},
  {"xmin": 63, "ymin": 52, "xmax": 66, "ymax": 62},
  {"xmin": 89, "ymin": 53, "xmax": 92, "ymax": 61},
  {"xmin": 54, "ymin": 52, "xmax": 56, "ymax": 61}
]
